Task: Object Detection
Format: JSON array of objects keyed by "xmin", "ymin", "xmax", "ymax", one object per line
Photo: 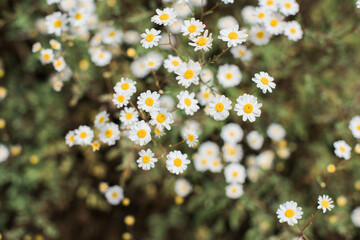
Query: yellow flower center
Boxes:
[
  {"xmin": 148, "ymin": 61, "xmax": 155, "ymax": 67},
  {"xmin": 56, "ymin": 60, "xmax": 62, "ymax": 67},
  {"xmin": 230, "ymin": 149, "xmax": 236, "ymax": 156},
  {"xmin": 146, "ymin": 33, "xmax": 155, "ymax": 42},
  {"xmin": 117, "ymin": 95, "xmax": 125, "ymax": 103},
  {"xmin": 257, "ymin": 31, "xmax": 264, "ymax": 39},
  {"xmin": 197, "ymin": 37, "xmax": 207, "ymax": 46},
  {"xmin": 142, "ymin": 155, "xmax": 151, "ymax": 163},
  {"xmin": 184, "ymin": 98, "xmax": 192, "ymax": 106},
  {"xmin": 358, "ymin": 125, "xmax": 360, "ymax": 130},
  {"xmin": 137, "ymin": 129, "xmax": 147, "ymax": 138},
  {"xmin": 285, "ymin": 209, "xmax": 295, "ymax": 218},
  {"xmin": 160, "ymin": 13, "xmax": 170, "ymax": 21},
  {"xmin": 270, "ymin": 19, "xmax": 278, "ymax": 27},
  {"xmin": 232, "ymin": 188, "xmax": 237, "ymax": 193},
  {"xmin": 174, "ymin": 158, "xmax": 182, "ymax": 167},
  {"xmin": 285, "ymin": 2, "xmax": 291, "ymax": 8},
  {"xmin": 121, "ymin": 82, "xmax": 130, "ymax": 90},
  {"xmin": 99, "ymin": 53, "xmax": 104, "ymax": 59},
  {"xmin": 172, "ymin": 60, "xmax": 179, "ymax": 66},
  {"xmin": 156, "ymin": 113, "xmax": 166, "ymax": 123},
  {"xmin": 232, "ymin": 171, "xmax": 238, "ymax": 177},
  {"xmin": 230, "ymin": 132, "xmax": 235, "ymax": 136},
  {"xmin": 238, "ymin": 50, "xmax": 245, "ymax": 56},
  {"xmin": 260, "ymin": 77, "xmax": 269, "ymax": 85},
  {"xmin": 213, "ymin": 160, "xmax": 219, "ymax": 166},
  {"xmin": 321, "ymin": 200, "xmax": 330, "ymax": 208},
  {"xmin": 228, "ymin": 32, "xmax": 238, "ymax": 40},
  {"xmin": 201, "ymin": 159, "xmax": 207, "ymax": 164},
  {"xmin": 109, "ymin": 31, "xmax": 115, "ymax": 37},
  {"xmin": 290, "ymin": 28, "xmax": 296, "ymax": 34},
  {"xmin": 215, "ymin": 102, "xmax": 225, "ymax": 112},
  {"xmin": 51, "ymin": 43, "xmax": 58, "ymax": 49},
  {"xmin": 75, "ymin": 13, "xmax": 83, "ymax": 20},
  {"xmin": 203, "ymin": 92, "xmax": 210, "ymax": 98},
  {"xmin": 188, "ymin": 134, "xmax": 194, "ymax": 141},
  {"xmin": 145, "ymin": 97, "xmax": 154, "ymax": 106},
  {"xmin": 188, "ymin": 24, "xmax": 197, "ymax": 33},
  {"xmin": 105, "ymin": 129, "xmax": 113, "ymax": 138},
  {"xmin": 340, "ymin": 146, "xmax": 346, "ymax": 152},
  {"xmin": 184, "ymin": 69, "xmax": 194, "ymax": 79},
  {"xmin": 226, "ymin": 73, "xmax": 232, "ymax": 79},
  {"xmin": 125, "ymin": 113, "xmax": 133, "ymax": 120},
  {"xmin": 54, "ymin": 20, "xmax": 62, "ymax": 28},
  {"xmin": 44, "ymin": 54, "xmax": 50, "ymax": 60},
  {"xmin": 155, "ymin": 128, "xmax": 162, "ymax": 134},
  {"xmin": 258, "ymin": 13, "xmax": 265, "ymax": 18},
  {"xmin": 80, "ymin": 132, "xmax": 87, "ymax": 138},
  {"xmin": 243, "ymin": 103, "xmax": 253, "ymax": 114},
  {"xmin": 267, "ymin": 0, "xmax": 274, "ymax": 5},
  {"xmin": 99, "ymin": 116, "xmax": 105, "ymax": 123},
  {"xmin": 69, "ymin": 136, "xmax": 74, "ymax": 142},
  {"xmin": 112, "ymin": 192, "xmax": 118, "ymax": 198}
]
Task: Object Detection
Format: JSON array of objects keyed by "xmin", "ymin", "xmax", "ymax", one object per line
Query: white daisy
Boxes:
[
  {"xmin": 164, "ymin": 55, "xmax": 183, "ymax": 73},
  {"xmin": 317, "ymin": 195, "xmax": 334, "ymax": 213},
  {"xmin": 94, "ymin": 111, "xmax": 109, "ymax": 129},
  {"xmin": 169, "ymin": 19, "xmax": 182, "ymax": 34},
  {"xmin": 276, "ymin": 201, "xmax": 303, "ymax": 226},
  {"xmin": 65, "ymin": 130, "xmax": 76, "ymax": 147},
  {"xmin": 189, "ymin": 30, "xmax": 213, "ymax": 52},
  {"xmin": 99, "ymin": 122, "xmax": 121, "ymax": 146},
  {"xmin": 174, "ymin": 60, "xmax": 202, "ymax": 88},
  {"xmin": 193, "ymin": 153, "xmax": 211, "ymax": 172},
  {"xmin": 256, "ymin": 150, "xmax": 275, "ymax": 170},
  {"xmin": 32, "ymin": 42, "xmax": 42, "ymax": 53},
  {"xmin": 253, "ymin": 7, "xmax": 271, "ymax": 24},
  {"xmin": 217, "ymin": 16, "xmax": 239, "ymax": 30},
  {"xmin": 224, "ymin": 163, "xmax": 246, "ymax": 184},
  {"xmin": 221, "ymin": 123, "xmax": 244, "ymax": 144},
  {"xmin": 181, "ymin": 18, "xmax": 205, "ymax": 37},
  {"xmin": 218, "ymin": 25, "xmax": 248, "ymax": 47},
  {"xmin": 159, "ymin": 95, "xmax": 176, "ymax": 111},
  {"xmin": 53, "ymin": 57, "xmax": 66, "ymax": 72},
  {"xmin": 45, "ymin": 11, "xmax": 68, "ymax": 36},
  {"xmin": 177, "ymin": 90, "xmax": 200, "ymax": 115},
  {"xmin": 40, "ymin": 49, "xmax": 54, "ymax": 64},
  {"xmin": 129, "ymin": 120, "xmax": 152, "ymax": 146},
  {"xmin": 225, "ymin": 183, "xmax": 244, "ymax": 199},
  {"xmin": 208, "ymin": 95, "xmax": 232, "ymax": 121},
  {"xmin": 137, "ymin": 90, "xmax": 161, "ymax": 113},
  {"xmin": 284, "ymin": 21, "xmax": 303, "ymax": 41},
  {"xmin": 137, "ymin": 149, "xmax": 158, "ymax": 170},
  {"xmin": 166, "ymin": 150, "xmax": 191, "ymax": 175},
  {"xmin": 234, "ymin": 94, "xmax": 262, "ymax": 122},
  {"xmin": 183, "ymin": 129, "xmax": 199, "ymax": 148},
  {"xmin": 101, "ymin": 27, "xmax": 122, "ymax": 45},
  {"xmin": 69, "ymin": 8, "xmax": 89, "ymax": 27},
  {"xmin": 267, "ymin": 123, "xmax": 286, "ymax": 141},
  {"xmin": 198, "ymin": 141, "xmax": 220, "ymax": 158},
  {"xmin": 105, "ymin": 185, "xmax": 124, "ymax": 206},
  {"xmin": 200, "ymin": 68, "xmax": 214, "ymax": 83},
  {"xmin": 249, "ymin": 26, "xmax": 271, "ymax": 46},
  {"xmin": 119, "ymin": 107, "xmax": 139, "ymax": 127},
  {"xmin": 197, "ymin": 85, "xmax": 215, "ymax": 106},
  {"xmin": 223, "ymin": 143, "xmax": 244, "ymax": 162},
  {"xmin": 351, "ymin": 207, "xmax": 360, "ymax": 227},
  {"xmin": 252, "ymin": 71, "xmax": 276, "ymax": 94},
  {"xmin": 333, "ymin": 140, "xmax": 351, "ymax": 160},
  {"xmin": 130, "ymin": 57, "xmax": 151, "ymax": 78},
  {"xmin": 92, "ymin": 141, "xmax": 100, "ymax": 152},
  {"xmin": 217, "ymin": 64, "xmax": 242, "ymax": 88},
  {"xmin": 0, "ymin": 144, "xmax": 9, "ymax": 162},
  {"xmin": 209, "ymin": 157, "xmax": 223, "ymax": 173},
  {"xmin": 154, "ymin": 125, "xmax": 166, "ymax": 138},
  {"xmin": 247, "ymin": 130, "xmax": 264, "ymax": 150},
  {"xmin": 74, "ymin": 125, "xmax": 94, "ymax": 146},
  {"xmin": 173, "ymin": 2, "xmax": 192, "ymax": 18},
  {"xmin": 241, "ymin": 6, "xmax": 257, "ymax": 25},
  {"xmin": 175, "ymin": 178, "xmax": 192, "ymax": 197},
  {"xmin": 357, "ymin": 0, "xmax": 360, "ymax": 8},
  {"xmin": 222, "ymin": 0, "xmax": 234, "ymax": 3},
  {"xmin": 279, "ymin": 0, "xmax": 299, "ymax": 16},
  {"xmin": 230, "ymin": 45, "xmax": 252, "ymax": 61},
  {"xmin": 49, "ymin": 39, "xmax": 61, "ymax": 50},
  {"xmin": 114, "ymin": 77, "xmax": 137, "ymax": 96},
  {"xmin": 149, "ymin": 108, "xmax": 174, "ymax": 130},
  {"xmin": 112, "ymin": 92, "xmax": 130, "ymax": 108},
  {"xmin": 140, "ymin": 28, "xmax": 162, "ymax": 49},
  {"xmin": 259, "ymin": 0, "xmax": 278, "ymax": 11},
  {"xmin": 349, "ymin": 116, "xmax": 360, "ymax": 138},
  {"xmin": 151, "ymin": 8, "xmax": 177, "ymax": 26},
  {"xmin": 264, "ymin": 14, "xmax": 285, "ymax": 35},
  {"xmin": 144, "ymin": 51, "xmax": 164, "ymax": 71},
  {"xmin": 90, "ymin": 48, "xmax": 112, "ymax": 67}
]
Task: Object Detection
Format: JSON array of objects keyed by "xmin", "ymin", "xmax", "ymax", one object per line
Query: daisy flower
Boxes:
[
  {"xmin": 114, "ymin": 77, "xmax": 137, "ymax": 96},
  {"xmin": 137, "ymin": 149, "xmax": 158, "ymax": 170},
  {"xmin": 218, "ymin": 16, "xmax": 239, "ymax": 30},
  {"xmin": 209, "ymin": 157, "xmax": 223, "ymax": 173},
  {"xmin": 40, "ymin": 49, "xmax": 54, "ymax": 64},
  {"xmin": 252, "ymin": 71, "xmax": 276, "ymax": 94},
  {"xmin": 217, "ymin": 64, "xmax": 242, "ymax": 88},
  {"xmin": 49, "ymin": 39, "xmax": 61, "ymax": 50},
  {"xmin": 351, "ymin": 207, "xmax": 360, "ymax": 227},
  {"xmin": 223, "ymin": 143, "xmax": 244, "ymax": 162},
  {"xmin": 69, "ymin": 8, "xmax": 89, "ymax": 27},
  {"xmin": 247, "ymin": 130, "xmax": 264, "ymax": 150},
  {"xmin": 349, "ymin": 116, "xmax": 360, "ymax": 138},
  {"xmin": 149, "ymin": 108, "xmax": 174, "ymax": 130},
  {"xmin": 166, "ymin": 150, "xmax": 191, "ymax": 175},
  {"xmin": 112, "ymin": 92, "xmax": 130, "ymax": 108},
  {"xmin": 284, "ymin": 21, "xmax": 303, "ymax": 41},
  {"xmin": 140, "ymin": 28, "xmax": 162, "ymax": 49},
  {"xmin": 218, "ymin": 25, "xmax": 248, "ymax": 47},
  {"xmin": 208, "ymin": 95, "xmax": 232, "ymax": 121},
  {"xmin": 101, "ymin": 27, "xmax": 122, "ymax": 45},
  {"xmin": 197, "ymin": 85, "xmax": 215, "ymax": 106},
  {"xmin": 256, "ymin": 150, "xmax": 275, "ymax": 170},
  {"xmin": 221, "ymin": 123, "xmax": 244, "ymax": 144},
  {"xmin": 234, "ymin": 94, "xmax": 262, "ymax": 122},
  {"xmin": 230, "ymin": 45, "xmax": 252, "ymax": 61},
  {"xmin": 160, "ymin": 95, "xmax": 176, "ymax": 111},
  {"xmin": 53, "ymin": 57, "xmax": 66, "ymax": 72},
  {"xmin": 224, "ymin": 163, "xmax": 246, "ymax": 184},
  {"xmin": 333, "ymin": 140, "xmax": 351, "ymax": 160},
  {"xmin": 119, "ymin": 107, "xmax": 139, "ymax": 126},
  {"xmin": 183, "ymin": 129, "xmax": 199, "ymax": 148},
  {"xmin": 65, "ymin": 130, "xmax": 76, "ymax": 147},
  {"xmin": 45, "ymin": 11, "xmax": 68, "ymax": 36},
  {"xmin": 249, "ymin": 26, "xmax": 271, "ymax": 46},
  {"xmin": 164, "ymin": 55, "xmax": 183, "ymax": 73},
  {"xmin": 253, "ymin": 7, "xmax": 271, "ymax": 24},
  {"xmin": 154, "ymin": 126, "xmax": 166, "ymax": 138},
  {"xmin": 94, "ymin": 111, "xmax": 109, "ymax": 129},
  {"xmin": 317, "ymin": 195, "xmax": 334, "ymax": 213},
  {"xmin": 259, "ymin": 0, "xmax": 278, "ymax": 11},
  {"xmin": 151, "ymin": 8, "xmax": 177, "ymax": 26},
  {"xmin": 92, "ymin": 141, "xmax": 100, "ymax": 152},
  {"xmin": 194, "ymin": 154, "xmax": 211, "ymax": 172},
  {"xmin": 130, "ymin": 57, "xmax": 150, "ymax": 78},
  {"xmin": 276, "ymin": 201, "xmax": 303, "ymax": 226},
  {"xmin": 173, "ymin": 2, "xmax": 192, "ymax": 18},
  {"xmin": 175, "ymin": 60, "xmax": 202, "ymax": 88},
  {"xmin": 74, "ymin": 125, "xmax": 94, "ymax": 146},
  {"xmin": 144, "ymin": 51, "xmax": 164, "ymax": 71},
  {"xmin": 264, "ymin": 14, "xmax": 285, "ymax": 35},
  {"xmin": 226, "ymin": 183, "xmax": 244, "ymax": 199},
  {"xmin": 99, "ymin": 122, "xmax": 121, "ymax": 146},
  {"xmin": 105, "ymin": 185, "xmax": 124, "ymax": 206},
  {"xmin": 32, "ymin": 42, "xmax": 42, "ymax": 53},
  {"xmin": 267, "ymin": 123, "xmax": 286, "ymax": 141},
  {"xmin": 189, "ymin": 30, "xmax": 213, "ymax": 52},
  {"xmin": 177, "ymin": 90, "xmax": 200, "ymax": 115},
  {"xmin": 181, "ymin": 18, "xmax": 205, "ymax": 37},
  {"xmin": 90, "ymin": 48, "xmax": 112, "ymax": 67},
  {"xmin": 129, "ymin": 120, "xmax": 152, "ymax": 146},
  {"xmin": 199, "ymin": 141, "xmax": 220, "ymax": 158},
  {"xmin": 137, "ymin": 90, "xmax": 161, "ymax": 113},
  {"xmin": 175, "ymin": 178, "xmax": 192, "ymax": 197},
  {"xmin": 279, "ymin": 0, "xmax": 300, "ymax": 16}
]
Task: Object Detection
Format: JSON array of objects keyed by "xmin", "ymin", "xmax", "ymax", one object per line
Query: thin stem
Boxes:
[
  {"xmin": 201, "ymin": 2, "xmax": 222, "ymax": 19},
  {"xmin": 204, "ymin": 47, "xmax": 230, "ymax": 65},
  {"xmin": 168, "ymin": 139, "xmax": 186, "ymax": 149},
  {"xmin": 151, "ymin": 70, "xmax": 161, "ymax": 90},
  {"xmin": 199, "ymin": 79, "xmax": 222, "ymax": 95},
  {"xmin": 166, "ymin": 27, "xmax": 186, "ymax": 61},
  {"xmin": 129, "ymin": 100, "xmax": 147, "ymax": 122}
]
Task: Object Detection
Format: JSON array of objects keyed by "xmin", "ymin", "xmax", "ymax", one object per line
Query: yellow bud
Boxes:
[
  {"xmin": 0, "ymin": 69, "xmax": 4, "ymax": 78},
  {"xmin": 0, "ymin": 118, "xmax": 5, "ymax": 129},
  {"xmin": 126, "ymin": 48, "xmax": 136, "ymax": 57},
  {"xmin": 29, "ymin": 155, "xmax": 39, "ymax": 165},
  {"xmin": 0, "ymin": 87, "xmax": 7, "ymax": 99},
  {"xmin": 329, "ymin": 215, "xmax": 337, "ymax": 223},
  {"xmin": 79, "ymin": 60, "xmax": 89, "ymax": 71},
  {"xmin": 34, "ymin": 235, "xmax": 44, "ymax": 240},
  {"xmin": 99, "ymin": 182, "xmax": 109, "ymax": 193},
  {"xmin": 320, "ymin": 182, "xmax": 326, "ymax": 188},
  {"xmin": 68, "ymin": 42, "xmax": 74, "ymax": 47},
  {"xmin": 278, "ymin": 140, "xmax": 287, "ymax": 148},
  {"xmin": 124, "ymin": 215, "xmax": 135, "ymax": 226},
  {"xmin": 175, "ymin": 196, "xmax": 184, "ymax": 205},
  {"xmin": 107, "ymin": 0, "xmax": 116, "ymax": 7},
  {"xmin": 327, "ymin": 164, "xmax": 336, "ymax": 173},
  {"xmin": 337, "ymin": 196, "xmax": 347, "ymax": 207},
  {"xmin": 355, "ymin": 180, "xmax": 360, "ymax": 191},
  {"xmin": 355, "ymin": 144, "xmax": 360, "ymax": 154},
  {"xmin": 122, "ymin": 197, "xmax": 131, "ymax": 206},
  {"xmin": 10, "ymin": 145, "xmax": 22, "ymax": 156},
  {"xmin": 122, "ymin": 232, "xmax": 132, "ymax": 240}
]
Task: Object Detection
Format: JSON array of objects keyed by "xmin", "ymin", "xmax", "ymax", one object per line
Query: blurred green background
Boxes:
[{"xmin": 0, "ymin": 0, "xmax": 360, "ymax": 239}]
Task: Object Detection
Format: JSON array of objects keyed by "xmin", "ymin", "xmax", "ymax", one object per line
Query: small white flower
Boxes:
[
  {"xmin": 90, "ymin": 48, "xmax": 112, "ymax": 67},
  {"xmin": 53, "ymin": 57, "xmax": 66, "ymax": 72},
  {"xmin": 166, "ymin": 150, "xmax": 191, "ymax": 175},
  {"xmin": 45, "ymin": 11, "xmax": 68, "ymax": 36},
  {"xmin": 160, "ymin": 95, "xmax": 176, "ymax": 111},
  {"xmin": 137, "ymin": 149, "xmax": 158, "ymax": 170},
  {"xmin": 333, "ymin": 140, "xmax": 351, "ymax": 160},
  {"xmin": 130, "ymin": 57, "xmax": 151, "ymax": 78},
  {"xmin": 175, "ymin": 178, "xmax": 192, "ymax": 197},
  {"xmin": 197, "ymin": 85, "xmax": 215, "ymax": 106},
  {"xmin": 74, "ymin": 125, "xmax": 94, "ymax": 146},
  {"xmin": 249, "ymin": 26, "xmax": 271, "ymax": 46},
  {"xmin": 284, "ymin": 21, "xmax": 303, "ymax": 41},
  {"xmin": 349, "ymin": 116, "xmax": 360, "ymax": 139},
  {"xmin": 259, "ymin": 0, "xmax": 278, "ymax": 11},
  {"xmin": 151, "ymin": 8, "xmax": 177, "ymax": 26},
  {"xmin": 140, "ymin": 28, "xmax": 162, "ymax": 49},
  {"xmin": 276, "ymin": 201, "xmax": 303, "ymax": 226},
  {"xmin": 208, "ymin": 95, "xmax": 232, "ymax": 121},
  {"xmin": 40, "ymin": 49, "xmax": 54, "ymax": 64},
  {"xmin": 189, "ymin": 30, "xmax": 213, "ymax": 52},
  {"xmin": 221, "ymin": 123, "xmax": 244, "ymax": 144},
  {"xmin": 177, "ymin": 90, "xmax": 200, "ymax": 115},
  {"xmin": 317, "ymin": 195, "xmax": 334, "ymax": 213},
  {"xmin": 137, "ymin": 90, "xmax": 161, "ymax": 113},
  {"xmin": 253, "ymin": 7, "xmax": 271, "ymax": 24},
  {"xmin": 351, "ymin": 207, "xmax": 360, "ymax": 227},
  {"xmin": 175, "ymin": 60, "xmax": 202, "ymax": 88},
  {"xmin": 225, "ymin": 183, "xmax": 244, "ymax": 199},
  {"xmin": 264, "ymin": 14, "xmax": 285, "ymax": 35},
  {"xmin": 164, "ymin": 55, "xmax": 183, "ymax": 73},
  {"xmin": 0, "ymin": 144, "xmax": 9, "ymax": 162},
  {"xmin": 217, "ymin": 64, "xmax": 242, "ymax": 88},
  {"xmin": 218, "ymin": 25, "xmax": 248, "ymax": 47},
  {"xmin": 194, "ymin": 154, "xmax": 211, "ymax": 172},
  {"xmin": 209, "ymin": 157, "xmax": 223, "ymax": 173},
  {"xmin": 101, "ymin": 27, "xmax": 122, "ymax": 45},
  {"xmin": 357, "ymin": 0, "xmax": 360, "ymax": 8},
  {"xmin": 119, "ymin": 107, "xmax": 139, "ymax": 127},
  {"xmin": 183, "ymin": 129, "xmax": 199, "ymax": 148},
  {"xmin": 223, "ymin": 143, "xmax": 244, "ymax": 163},
  {"xmin": 217, "ymin": 16, "xmax": 239, "ymax": 30},
  {"xmin": 256, "ymin": 150, "xmax": 275, "ymax": 170},
  {"xmin": 144, "ymin": 51, "xmax": 164, "ymax": 71},
  {"xmin": 199, "ymin": 141, "xmax": 220, "ymax": 158},
  {"xmin": 224, "ymin": 163, "xmax": 246, "ymax": 184},
  {"xmin": 105, "ymin": 185, "xmax": 124, "ymax": 206},
  {"xmin": 230, "ymin": 45, "xmax": 252, "ymax": 61},
  {"xmin": 94, "ymin": 111, "xmax": 109, "ymax": 129},
  {"xmin": 149, "ymin": 108, "xmax": 174, "ymax": 130},
  {"xmin": 241, "ymin": 6, "xmax": 257, "ymax": 25},
  {"xmin": 99, "ymin": 122, "xmax": 121, "ymax": 146},
  {"xmin": 65, "ymin": 130, "xmax": 76, "ymax": 147},
  {"xmin": 247, "ymin": 130, "xmax": 264, "ymax": 150},
  {"xmin": 32, "ymin": 42, "xmax": 42, "ymax": 53},
  {"xmin": 221, "ymin": 0, "xmax": 234, "ymax": 3},
  {"xmin": 279, "ymin": 0, "xmax": 299, "ymax": 16},
  {"xmin": 181, "ymin": 18, "xmax": 205, "ymax": 37},
  {"xmin": 267, "ymin": 123, "xmax": 286, "ymax": 141},
  {"xmin": 252, "ymin": 71, "xmax": 276, "ymax": 94},
  {"xmin": 129, "ymin": 120, "xmax": 152, "ymax": 146},
  {"xmin": 69, "ymin": 8, "xmax": 90, "ymax": 27},
  {"xmin": 49, "ymin": 39, "xmax": 61, "ymax": 50},
  {"xmin": 114, "ymin": 77, "xmax": 137, "ymax": 97},
  {"xmin": 112, "ymin": 92, "xmax": 130, "ymax": 108},
  {"xmin": 234, "ymin": 94, "xmax": 262, "ymax": 122}
]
